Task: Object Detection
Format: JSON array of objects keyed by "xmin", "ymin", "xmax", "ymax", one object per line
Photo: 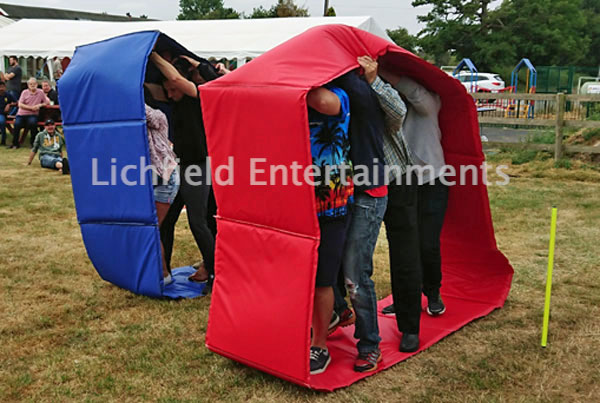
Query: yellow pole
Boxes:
[{"xmin": 541, "ymin": 207, "xmax": 558, "ymax": 347}]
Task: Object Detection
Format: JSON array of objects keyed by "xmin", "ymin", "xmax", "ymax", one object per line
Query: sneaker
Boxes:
[
  {"xmin": 328, "ymin": 311, "xmax": 340, "ymax": 332},
  {"xmin": 427, "ymin": 293, "xmax": 446, "ymax": 316},
  {"xmin": 328, "ymin": 308, "xmax": 355, "ymax": 334},
  {"xmin": 400, "ymin": 333, "xmax": 419, "ymax": 352},
  {"xmin": 309, "ymin": 346, "xmax": 331, "ymax": 375},
  {"xmin": 381, "ymin": 304, "xmax": 395, "ymax": 315},
  {"xmin": 354, "ymin": 348, "xmax": 382, "ymax": 373}
]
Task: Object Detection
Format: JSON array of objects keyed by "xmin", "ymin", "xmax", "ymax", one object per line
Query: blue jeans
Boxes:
[
  {"xmin": 153, "ymin": 169, "xmax": 180, "ymax": 204},
  {"xmin": 40, "ymin": 154, "xmax": 62, "ymax": 169},
  {"xmin": 7, "ymin": 90, "xmax": 19, "ymax": 116},
  {"xmin": 0, "ymin": 114, "xmax": 6, "ymax": 144},
  {"xmin": 342, "ymin": 192, "xmax": 388, "ymax": 353},
  {"xmin": 13, "ymin": 115, "xmax": 38, "ymax": 147}
]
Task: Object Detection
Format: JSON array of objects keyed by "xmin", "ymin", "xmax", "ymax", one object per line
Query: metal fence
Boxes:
[{"xmin": 472, "ymin": 93, "xmax": 600, "ymax": 159}]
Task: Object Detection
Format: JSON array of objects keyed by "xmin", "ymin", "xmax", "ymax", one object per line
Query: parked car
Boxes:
[{"xmin": 453, "ymin": 72, "xmax": 506, "ymax": 92}]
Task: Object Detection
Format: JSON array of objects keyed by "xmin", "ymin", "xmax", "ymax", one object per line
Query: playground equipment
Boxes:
[
  {"xmin": 453, "ymin": 58, "xmax": 478, "ymax": 93},
  {"xmin": 506, "ymin": 58, "xmax": 537, "ymax": 118}
]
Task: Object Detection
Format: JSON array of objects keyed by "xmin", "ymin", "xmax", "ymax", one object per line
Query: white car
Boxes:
[{"xmin": 453, "ymin": 72, "xmax": 506, "ymax": 92}]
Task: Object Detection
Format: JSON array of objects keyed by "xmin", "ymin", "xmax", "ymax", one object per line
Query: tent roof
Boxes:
[
  {"xmin": 0, "ymin": 2, "xmax": 148, "ymax": 22},
  {"xmin": 0, "ymin": 14, "xmax": 13, "ymax": 28},
  {"xmin": 0, "ymin": 16, "xmax": 392, "ymax": 60}
]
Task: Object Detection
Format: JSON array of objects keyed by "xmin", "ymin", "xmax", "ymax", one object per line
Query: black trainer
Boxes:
[
  {"xmin": 400, "ymin": 333, "xmax": 419, "ymax": 352},
  {"xmin": 381, "ymin": 304, "xmax": 395, "ymax": 315},
  {"xmin": 427, "ymin": 293, "xmax": 446, "ymax": 316},
  {"xmin": 310, "ymin": 346, "xmax": 331, "ymax": 375}
]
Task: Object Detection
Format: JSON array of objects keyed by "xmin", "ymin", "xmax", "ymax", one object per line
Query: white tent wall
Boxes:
[{"xmin": 0, "ymin": 16, "xmax": 392, "ymax": 76}]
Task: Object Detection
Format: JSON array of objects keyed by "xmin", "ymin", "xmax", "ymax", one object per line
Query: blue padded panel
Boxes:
[
  {"xmin": 81, "ymin": 223, "xmax": 163, "ymax": 297},
  {"xmin": 64, "ymin": 121, "xmax": 156, "ymax": 224},
  {"xmin": 58, "ymin": 31, "xmax": 159, "ymax": 125}
]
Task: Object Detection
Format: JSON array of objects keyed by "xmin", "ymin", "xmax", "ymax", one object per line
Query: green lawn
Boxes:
[{"xmin": 1, "ymin": 146, "xmax": 599, "ymax": 402}]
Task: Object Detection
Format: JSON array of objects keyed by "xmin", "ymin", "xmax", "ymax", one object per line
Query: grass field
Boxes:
[{"xmin": 1, "ymin": 146, "xmax": 599, "ymax": 402}]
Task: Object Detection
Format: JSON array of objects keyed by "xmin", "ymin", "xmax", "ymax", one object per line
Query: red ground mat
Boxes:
[{"xmin": 310, "ymin": 266, "xmax": 512, "ymax": 391}]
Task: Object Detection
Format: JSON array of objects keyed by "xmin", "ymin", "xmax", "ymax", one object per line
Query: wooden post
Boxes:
[
  {"xmin": 554, "ymin": 92, "xmax": 565, "ymax": 160},
  {"xmin": 324, "ymin": 0, "xmax": 329, "ymax": 16}
]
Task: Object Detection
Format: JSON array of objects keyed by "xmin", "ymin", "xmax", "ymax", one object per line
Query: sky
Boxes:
[{"xmin": 6, "ymin": 0, "xmax": 432, "ymax": 34}]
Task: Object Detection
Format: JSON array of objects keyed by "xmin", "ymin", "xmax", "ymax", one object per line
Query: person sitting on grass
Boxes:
[{"xmin": 27, "ymin": 119, "xmax": 69, "ymax": 174}]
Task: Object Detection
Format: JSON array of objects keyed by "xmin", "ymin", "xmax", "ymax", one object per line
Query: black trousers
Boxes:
[
  {"xmin": 384, "ymin": 177, "xmax": 422, "ymax": 335},
  {"xmin": 419, "ymin": 178, "xmax": 449, "ymax": 298},
  {"xmin": 160, "ymin": 161, "xmax": 215, "ymax": 276}
]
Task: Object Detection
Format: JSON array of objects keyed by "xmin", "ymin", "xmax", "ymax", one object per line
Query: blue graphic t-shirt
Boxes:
[{"xmin": 308, "ymin": 86, "xmax": 354, "ymax": 218}]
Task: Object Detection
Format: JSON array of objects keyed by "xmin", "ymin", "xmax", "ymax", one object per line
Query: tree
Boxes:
[
  {"xmin": 412, "ymin": 0, "xmax": 493, "ymax": 66},
  {"xmin": 247, "ymin": 0, "xmax": 309, "ymax": 18},
  {"xmin": 177, "ymin": 0, "xmax": 240, "ymax": 20},
  {"xmin": 325, "ymin": 6, "xmax": 336, "ymax": 16},
  {"xmin": 582, "ymin": 0, "xmax": 600, "ymax": 67},
  {"xmin": 480, "ymin": 0, "xmax": 590, "ymax": 67},
  {"xmin": 413, "ymin": 0, "xmax": 592, "ymax": 69},
  {"xmin": 386, "ymin": 27, "xmax": 419, "ymax": 54}
]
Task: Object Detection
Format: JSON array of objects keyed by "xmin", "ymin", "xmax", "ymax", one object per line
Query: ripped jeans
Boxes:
[{"xmin": 342, "ymin": 192, "xmax": 388, "ymax": 354}]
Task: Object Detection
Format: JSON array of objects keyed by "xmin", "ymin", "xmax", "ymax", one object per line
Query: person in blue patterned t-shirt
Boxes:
[{"xmin": 306, "ymin": 85, "xmax": 353, "ymax": 375}]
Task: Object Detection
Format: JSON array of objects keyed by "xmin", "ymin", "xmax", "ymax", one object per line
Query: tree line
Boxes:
[
  {"xmin": 177, "ymin": 0, "xmax": 313, "ymax": 20},
  {"xmin": 176, "ymin": 0, "xmax": 600, "ymax": 71},
  {"xmin": 400, "ymin": 0, "xmax": 600, "ymax": 70}
]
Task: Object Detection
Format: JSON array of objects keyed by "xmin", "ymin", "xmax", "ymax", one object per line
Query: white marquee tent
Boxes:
[
  {"xmin": 0, "ymin": 16, "xmax": 392, "ymax": 77},
  {"xmin": 0, "ymin": 15, "xmax": 13, "ymax": 28}
]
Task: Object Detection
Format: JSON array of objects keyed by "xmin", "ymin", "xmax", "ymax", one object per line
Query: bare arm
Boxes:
[
  {"xmin": 19, "ymin": 101, "xmax": 36, "ymax": 111},
  {"xmin": 27, "ymin": 151, "xmax": 36, "ymax": 165},
  {"xmin": 149, "ymin": 52, "xmax": 197, "ymax": 98},
  {"xmin": 307, "ymin": 87, "xmax": 341, "ymax": 116},
  {"xmin": 3, "ymin": 72, "xmax": 15, "ymax": 80}
]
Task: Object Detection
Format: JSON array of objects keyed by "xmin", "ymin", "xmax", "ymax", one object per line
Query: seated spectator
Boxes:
[
  {"xmin": 27, "ymin": 119, "xmax": 69, "ymax": 174},
  {"xmin": 145, "ymin": 102, "xmax": 179, "ymax": 285},
  {"xmin": 10, "ymin": 77, "xmax": 49, "ymax": 149},
  {"xmin": 0, "ymin": 81, "xmax": 17, "ymax": 146},
  {"xmin": 41, "ymin": 79, "xmax": 59, "ymax": 105}
]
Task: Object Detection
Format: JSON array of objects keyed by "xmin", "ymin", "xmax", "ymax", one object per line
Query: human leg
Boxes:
[
  {"xmin": 23, "ymin": 115, "xmax": 38, "ymax": 145},
  {"xmin": 310, "ymin": 216, "xmax": 349, "ymax": 374},
  {"xmin": 12, "ymin": 115, "xmax": 25, "ymax": 147},
  {"xmin": 342, "ymin": 193, "xmax": 387, "ymax": 364},
  {"xmin": 0, "ymin": 114, "xmax": 6, "ymax": 145},
  {"xmin": 419, "ymin": 179, "xmax": 449, "ymax": 298},
  {"xmin": 384, "ymin": 178, "xmax": 422, "ymax": 351},
  {"xmin": 160, "ymin": 191, "xmax": 184, "ymax": 273},
  {"xmin": 39, "ymin": 154, "xmax": 62, "ymax": 170},
  {"xmin": 179, "ymin": 162, "xmax": 215, "ymax": 279}
]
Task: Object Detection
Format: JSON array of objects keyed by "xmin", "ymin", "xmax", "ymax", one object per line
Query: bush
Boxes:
[
  {"xmin": 582, "ymin": 128, "xmax": 600, "ymax": 142},
  {"xmin": 554, "ymin": 158, "xmax": 572, "ymax": 169},
  {"xmin": 526, "ymin": 130, "xmax": 555, "ymax": 144},
  {"xmin": 511, "ymin": 149, "xmax": 539, "ymax": 165}
]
